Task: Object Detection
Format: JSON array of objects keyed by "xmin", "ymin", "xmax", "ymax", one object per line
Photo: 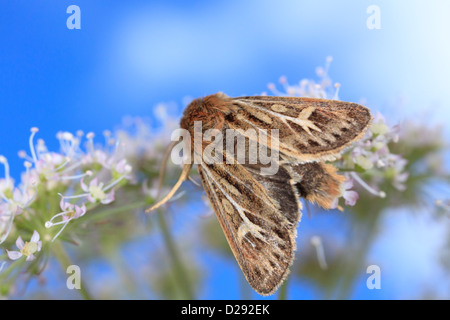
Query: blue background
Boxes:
[{"xmin": 0, "ymin": 0, "xmax": 449, "ymax": 299}]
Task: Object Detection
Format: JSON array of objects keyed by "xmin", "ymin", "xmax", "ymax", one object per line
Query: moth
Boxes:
[{"xmin": 147, "ymin": 93, "xmax": 372, "ymax": 296}]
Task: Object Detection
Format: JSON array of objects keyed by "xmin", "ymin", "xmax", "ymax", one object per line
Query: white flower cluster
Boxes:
[{"xmin": 0, "ymin": 128, "xmax": 132, "ymax": 261}]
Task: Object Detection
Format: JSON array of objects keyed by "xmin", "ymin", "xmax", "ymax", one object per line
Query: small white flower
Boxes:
[
  {"xmin": 330, "ymin": 178, "xmax": 359, "ymax": 210},
  {"xmin": 45, "ymin": 199, "xmax": 87, "ymax": 241},
  {"xmin": 355, "ymin": 155, "xmax": 374, "ymax": 170},
  {"xmin": 370, "ymin": 122, "xmax": 389, "ymax": 136},
  {"xmin": 6, "ymin": 231, "xmax": 42, "ymax": 262},
  {"xmin": 81, "ymin": 177, "xmax": 115, "ymax": 204}
]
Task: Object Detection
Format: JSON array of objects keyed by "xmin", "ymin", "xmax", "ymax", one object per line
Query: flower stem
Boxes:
[
  {"xmin": 278, "ymin": 276, "xmax": 289, "ymax": 300},
  {"xmin": 81, "ymin": 200, "xmax": 147, "ymax": 224},
  {"xmin": 157, "ymin": 211, "xmax": 194, "ymax": 299},
  {"xmin": 350, "ymin": 172, "xmax": 386, "ymax": 198},
  {"xmin": 51, "ymin": 240, "xmax": 93, "ymax": 300}
]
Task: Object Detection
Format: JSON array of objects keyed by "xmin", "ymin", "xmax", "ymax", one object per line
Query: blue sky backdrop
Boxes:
[
  {"xmin": 2, "ymin": 0, "xmax": 450, "ymax": 174},
  {"xmin": 0, "ymin": 0, "xmax": 449, "ymax": 299}
]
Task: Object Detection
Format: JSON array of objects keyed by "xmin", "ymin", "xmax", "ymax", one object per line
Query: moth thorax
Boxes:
[{"xmin": 180, "ymin": 93, "xmax": 234, "ymax": 134}]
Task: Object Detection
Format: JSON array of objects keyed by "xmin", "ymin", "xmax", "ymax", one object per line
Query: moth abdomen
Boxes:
[{"xmin": 289, "ymin": 162, "xmax": 345, "ymax": 210}]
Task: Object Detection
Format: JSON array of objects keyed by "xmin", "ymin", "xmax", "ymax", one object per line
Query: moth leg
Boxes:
[
  {"xmin": 146, "ymin": 162, "xmax": 193, "ymax": 212},
  {"xmin": 156, "ymin": 140, "xmax": 179, "ymax": 197}
]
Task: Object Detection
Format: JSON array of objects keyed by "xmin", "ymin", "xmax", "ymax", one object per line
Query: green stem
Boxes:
[
  {"xmin": 157, "ymin": 211, "xmax": 194, "ymax": 299},
  {"xmin": 83, "ymin": 200, "xmax": 147, "ymax": 223},
  {"xmin": 51, "ymin": 240, "xmax": 93, "ymax": 300},
  {"xmin": 278, "ymin": 276, "xmax": 290, "ymax": 300},
  {"xmin": 335, "ymin": 213, "xmax": 380, "ymax": 299},
  {"xmin": 109, "ymin": 251, "xmax": 143, "ymax": 299}
]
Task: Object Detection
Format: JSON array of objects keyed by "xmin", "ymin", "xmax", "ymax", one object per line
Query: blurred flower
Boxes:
[
  {"xmin": 344, "ymin": 112, "xmax": 408, "ymax": 195},
  {"xmin": 0, "ymin": 159, "xmax": 38, "ymax": 244},
  {"xmin": 6, "ymin": 231, "xmax": 42, "ymax": 262},
  {"xmin": 45, "ymin": 199, "xmax": 87, "ymax": 241},
  {"xmin": 80, "ymin": 177, "xmax": 116, "ymax": 204},
  {"xmin": 310, "ymin": 235, "xmax": 328, "ymax": 270},
  {"xmin": 267, "ymin": 56, "xmax": 340, "ymax": 100},
  {"xmin": 0, "ymin": 203, "xmax": 15, "ymax": 244},
  {"xmin": 0, "ymin": 127, "xmax": 134, "ymax": 246},
  {"xmin": 331, "ymin": 178, "xmax": 359, "ymax": 210},
  {"xmin": 342, "ymin": 187, "xmax": 359, "ymax": 206},
  {"xmin": 0, "ymin": 156, "xmax": 13, "ymax": 194}
]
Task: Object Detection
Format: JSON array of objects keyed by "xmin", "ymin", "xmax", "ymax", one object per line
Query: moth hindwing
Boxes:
[{"xmin": 152, "ymin": 92, "xmax": 372, "ymax": 296}]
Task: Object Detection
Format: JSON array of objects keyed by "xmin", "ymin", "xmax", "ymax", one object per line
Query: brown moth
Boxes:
[{"xmin": 147, "ymin": 93, "xmax": 372, "ymax": 296}]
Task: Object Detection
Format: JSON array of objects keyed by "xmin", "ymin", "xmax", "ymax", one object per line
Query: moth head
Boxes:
[{"xmin": 180, "ymin": 92, "xmax": 235, "ymax": 134}]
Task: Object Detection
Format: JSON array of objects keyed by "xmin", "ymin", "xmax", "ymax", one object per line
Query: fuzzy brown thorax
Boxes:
[{"xmin": 180, "ymin": 93, "xmax": 235, "ymax": 135}]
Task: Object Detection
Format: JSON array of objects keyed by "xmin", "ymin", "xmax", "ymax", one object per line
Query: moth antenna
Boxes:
[
  {"xmin": 156, "ymin": 140, "xmax": 179, "ymax": 198},
  {"xmin": 146, "ymin": 162, "xmax": 193, "ymax": 213}
]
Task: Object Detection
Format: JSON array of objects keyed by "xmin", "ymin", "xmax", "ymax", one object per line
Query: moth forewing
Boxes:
[
  {"xmin": 198, "ymin": 159, "xmax": 299, "ymax": 296},
  {"xmin": 218, "ymin": 126, "xmax": 279, "ymax": 175},
  {"xmin": 224, "ymin": 127, "xmax": 255, "ymax": 165},
  {"xmin": 192, "ymin": 130, "xmax": 299, "ymax": 295},
  {"xmin": 231, "ymin": 96, "xmax": 372, "ymax": 163},
  {"xmin": 202, "ymin": 129, "xmax": 224, "ymax": 165}
]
